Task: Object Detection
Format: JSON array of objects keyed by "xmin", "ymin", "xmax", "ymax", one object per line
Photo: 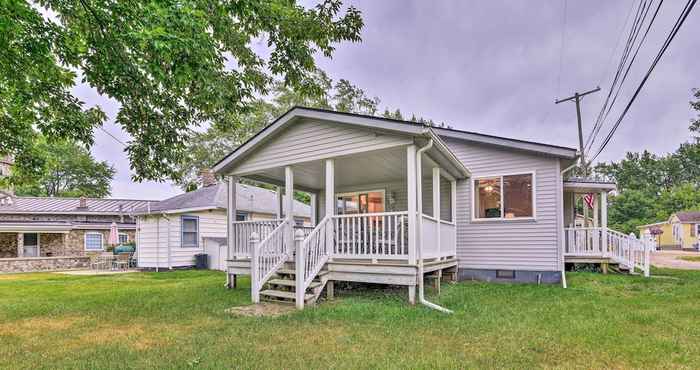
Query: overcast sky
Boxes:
[{"xmin": 77, "ymin": 0, "xmax": 700, "ymax": 200}]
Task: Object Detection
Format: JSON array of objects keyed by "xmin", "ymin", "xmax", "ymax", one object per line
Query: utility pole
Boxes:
[{"xmin": 555, "ymin": 86, "xmax": 600, "ymax": 174}]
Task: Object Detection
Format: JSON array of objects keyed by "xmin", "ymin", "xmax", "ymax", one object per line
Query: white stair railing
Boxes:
[
  {"xmin": 231, "ymin": 219, "xmax": 283, "ymax": 258},
  {"xmin": 564, "ymin": 227, "xmax": 652, "ymax": 277},
  {"xmin": 295, "ymin": 217, "xmax": 333, "ymax": 309},
  {"xmin": 250, "ymin": 220, "xmax": 291, "ymax": 303}
]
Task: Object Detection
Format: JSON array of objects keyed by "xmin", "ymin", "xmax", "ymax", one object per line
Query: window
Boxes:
[
  {"xmin": 496, "ymin": 270, "xmax": 515, "ymax": 279},
  {"xmin": 474, "ymin": 173, "xmax": 534, "ymax": 220},
  {"xmin": 181, "ymin": 216, "xmax": 199, "ymax": 248},
  {"xmin": 337, "ymin": 190, "xmax": 385, "ymax": 215},
  {"xmin": 673, "ymin": 223, "xmax": 682, "ymax": 242},
  {"xmin": 692, "ymin": 224, "xmax": 698, "ymax": 237},
  {"xmin": 85, "ymin": 232, "xmax": 103, "ymax": 251},
  {"xmin": 235, "ymin": 212, "xmax": 247, "ymax": 221},
  {"xmin": 118, "ymin": 233, "xmax": 129, "ymax": 244}
]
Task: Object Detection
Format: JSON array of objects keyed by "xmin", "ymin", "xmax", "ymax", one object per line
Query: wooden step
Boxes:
[
  {"xmin": 277, "ymin": 268, "xmax": 328, "ymax": 277},
  {"xmin": 260, "ymin": 289, "xmax": 313, "ymax": 301},
  {"xmin": 267, "ymin": 279, "xmax": 321, "ymax": 289}
]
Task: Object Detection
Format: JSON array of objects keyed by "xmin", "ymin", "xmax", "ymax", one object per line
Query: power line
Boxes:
[
  {"xmin": 585, "ymin": 0, "xmax": 655, "ymax": 153},
  {"xmin": 597, "ymin": 0, "xmax": 638, "ymax": 87},
  {"xmin": 589, "ymin": 0, "xmax": 697, "ymax": 163},
  {"xmin": 594, "ymin": 0, "xmax": 663, "ymax": 143},
  {"xmin": 98, "ymin": 126, "xmax": 127, "ymax": 147}
]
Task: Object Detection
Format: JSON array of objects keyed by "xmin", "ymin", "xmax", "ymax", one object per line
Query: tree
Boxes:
[
  {"xmin": 5, "ymin": 137, "xmax": 115, "ymax": 198},
  {"xmin": 1, "ymin": 0, "xmax": 363, "ymax": 182}
]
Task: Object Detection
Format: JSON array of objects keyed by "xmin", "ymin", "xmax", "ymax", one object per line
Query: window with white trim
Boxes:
[
  {"xmin": 118, "ymin": 233, "xmax": 129, "ymax": 244},
  {"xmin": 474, "ymin": 173, "xmax": 534, "ymax": 220},
  {"xmin": 85, "ymin": 232, "xmax": 104, "ymax": 251},
  {"xmin": 181, "ymin": 216, "xmax": 199, "ymax": 248}
]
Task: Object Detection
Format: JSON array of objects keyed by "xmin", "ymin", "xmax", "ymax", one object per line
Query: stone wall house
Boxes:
[{"xmin": 0, "ymin": 196, "xmax": 150, "ymax": 264}]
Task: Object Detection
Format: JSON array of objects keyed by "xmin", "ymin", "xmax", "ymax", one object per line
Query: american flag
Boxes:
[{"xmin": 583, "ymin": 193, "xmax": 595, "ymax": 209}]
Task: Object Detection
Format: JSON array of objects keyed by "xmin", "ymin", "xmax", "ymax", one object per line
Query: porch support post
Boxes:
[
  {"xmin": 432, "ymin": 167, "xmax": 441, "ymax": 258},
  {"xmin": 601, "ymin": 191, "xmax": 608, "ymax": 257},
  {"xmin": 227, "ymin": 176, "xmax": 238, "ymax": 263},
  {"xmin": 276, "ymin": 187, "xmax": 283, "ymax": 219},
  {"xmin": 450, "ymin": 180, "xmax": 457, "ymax": 223},
  {"xmin": 17, "ymin": 233, "xmax": 23, "ymax": 258},
  {"xmin": 310, "ymin": 193, "xmax": 317, "ymax": 226},
  {"xmin": 407, "ymin": 145, "xmax": 417, "ymax": 265},
  {"xmin": 325, "ymin": 159, "xmax": 335, "ymax": 257},
  {"xmin": 285, "ymin": 166, "xmax": 294, "ymax": 248}
]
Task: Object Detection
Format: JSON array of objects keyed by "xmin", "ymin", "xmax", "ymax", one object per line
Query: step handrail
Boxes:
[
  {"xmin": 295, "ymin": 216, "xmax": 332, "ymax": 309},
  {"xmin": 251, "ymin": 220, "xmax": 291, "ymax": 303}
]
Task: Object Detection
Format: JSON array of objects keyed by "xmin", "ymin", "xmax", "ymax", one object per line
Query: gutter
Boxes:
[{"xmin": 415, "ymin": 138, "xmax": 453, "ymax": 314}]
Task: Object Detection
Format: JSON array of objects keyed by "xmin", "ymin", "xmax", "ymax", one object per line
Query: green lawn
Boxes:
[{"xmin": 1, "ymin": 269, "xmax": 699, "ymax": 369}]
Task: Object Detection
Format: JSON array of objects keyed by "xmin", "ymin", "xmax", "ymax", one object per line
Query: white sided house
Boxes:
[
  {"xmin": 135, "ymin": 182, "xmax": 311, "ymax": 270},
  {"xmin": 213, "ymin": 107, "xmax": 654, "ymax": 309}
]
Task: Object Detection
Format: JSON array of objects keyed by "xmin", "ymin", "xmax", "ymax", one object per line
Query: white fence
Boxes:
[{"xmin": 564, "ymin": 227, "xmax": 652, "ymax": 277}]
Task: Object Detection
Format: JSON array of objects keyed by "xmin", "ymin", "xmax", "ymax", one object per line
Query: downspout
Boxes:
[
  {"xmin": 416, "ymin": 138, "xmax": 453, "ymax": 314},
  {"xmin": 559, "ymin": 161, "xmax": 578, "ymax": 289},
  {"xmin": 161, "ymin": 212, "xmax": 172, "ymax": 270}
]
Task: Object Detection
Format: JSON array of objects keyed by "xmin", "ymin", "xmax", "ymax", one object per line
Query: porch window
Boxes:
[
  {"xmin": 336, "ymin": 190, "xmax": 385, "ymax": 215},
  {"xmin": 118, "ymin": 233, "xmax": 129, "ymax": 244},
  {"xmin": 181, "ymin": 216, "xmax": 199, "ymax": 248},
  {"xmin": 85, "ymin": 232, "xmax": 103, "ymax": 251},
  {"xmin": 474, "ymin": 173, "xmax": 534, "ymax": 220}
]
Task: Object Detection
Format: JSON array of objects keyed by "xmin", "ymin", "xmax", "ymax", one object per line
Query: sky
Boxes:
[{"xmin": 76, "ymin": 0, "xmax": 700, "ymax": 200}]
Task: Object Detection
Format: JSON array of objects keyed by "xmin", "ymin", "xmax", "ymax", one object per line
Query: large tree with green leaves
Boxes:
[
  {"xmin": 5, "ymin": 136, "xmax": 115, "ymax": 198},
  {"xmin": 1, "ymin": 0, "xmax": 363, "ymax": 182}
]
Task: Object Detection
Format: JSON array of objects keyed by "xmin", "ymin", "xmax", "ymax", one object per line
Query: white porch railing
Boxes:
[
  {"xmin": 421, "ymin": 215, "xmax": 457, "ymax": 259},
  {"xmin": 332, "ymin": 211, "xmax": 409, "ymax": 259},
  {"xmin": 294, "ymin": 217, "xmax": 333, "ymax": 308},
  {"xmin": 231, "ymin": 219, "xmax": 284, "ymax": 258},
  {"xmin": 250, "ymin": 220, "xmax": 291, "ymax": 303},
  {"xmin": 564, "ymin": 227, "xmax": 652, "ymax": 277}
]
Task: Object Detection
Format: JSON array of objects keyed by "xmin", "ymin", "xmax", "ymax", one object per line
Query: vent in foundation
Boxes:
[{"xmin": 496, "ymin": 270, "xmax": 515, "ymax": 279}]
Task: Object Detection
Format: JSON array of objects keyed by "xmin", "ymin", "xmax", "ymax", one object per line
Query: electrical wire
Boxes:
[{"xmin": 589, "ymin": 0, "xmax": 697, "ymax": 162}]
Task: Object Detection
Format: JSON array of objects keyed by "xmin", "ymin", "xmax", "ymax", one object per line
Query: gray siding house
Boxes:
[{"xmin": 211, "ymin": 107, "xmax": 653, "ymax": 309}]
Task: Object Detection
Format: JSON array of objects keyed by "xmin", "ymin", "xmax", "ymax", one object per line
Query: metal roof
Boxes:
[
  {"xmin": 0, "ymin": 197, "xmax": 152, "ymax": 215},
  {"xmin": 138, "ymin": 183, "xmax": 311, "ymax": 217}
]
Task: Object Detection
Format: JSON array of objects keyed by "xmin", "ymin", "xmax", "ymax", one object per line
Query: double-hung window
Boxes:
[
  {"xmin": 85, "ymin": 232, "xmax": 104, "ymax": 251},
  {"xmin": 181, "ymin": 216, "xmax": 199, "ymax": 248},
  {"xmin": 473, "ymin": 173, "xmax": 535, "ymax": 220},
  {"xmin": 118, "ymin": 233, "xmax": 129, "ymax": 244}
]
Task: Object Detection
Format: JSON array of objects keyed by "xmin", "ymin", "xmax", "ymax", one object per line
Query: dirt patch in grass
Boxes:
[
  {"xmin": 0, "ymin": 315, "xmax": 81, "ymax": 336},
  {"xmin": 225, "ymin": 303, "xmax": 295, "ymax": 317},
  {"xmin": 678, "ymin": 256, "xmax": 700, "ymax": 262}
]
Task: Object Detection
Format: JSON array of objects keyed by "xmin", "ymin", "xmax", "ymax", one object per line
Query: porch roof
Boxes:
[{"xmin": 213, "ymin": 107, "xmax": 470, "ymax": 180}]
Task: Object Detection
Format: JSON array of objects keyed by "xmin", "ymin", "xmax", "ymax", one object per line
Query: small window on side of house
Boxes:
[
  {"xmin": 181, "ymin": 216, "xmax": 199, "ymax": 248},
  {"xmin": 85, "ymin": 232, "xmax": 103, "ymax": 251},
  {"xmin": 496, "ymin": 270, "xmax": 515, "ymax": 279},
  {"xmin": 118, "ymin": 233, "xmax": 129, "ymax": 244}
]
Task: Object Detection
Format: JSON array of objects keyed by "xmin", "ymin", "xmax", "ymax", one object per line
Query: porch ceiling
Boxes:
[{"xmin": 244, "ymin": 146, "xmax": 451, "ymax": 192}]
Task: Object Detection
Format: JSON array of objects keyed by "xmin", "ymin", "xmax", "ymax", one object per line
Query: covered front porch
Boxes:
[
  {"xmin": 222, "ymin": 138, "xmax": 468, "ymax": 307},
  {"xmin": 563, "ymin": 178, "xmax": 653, "ymax": 276}
]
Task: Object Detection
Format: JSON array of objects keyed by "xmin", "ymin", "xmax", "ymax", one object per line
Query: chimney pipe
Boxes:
[
  {"xmin": 200, "ymin": 168, "xmax": 218, "ymax": 187},
  {"xmin": 78, "ymin": 196, "xmax": 88, "ymax": 209}
]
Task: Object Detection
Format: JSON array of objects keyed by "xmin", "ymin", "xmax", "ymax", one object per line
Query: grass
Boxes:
[
  {"xmin": 678, "ymin": 255, "xmax": 700, "ymax": 262},
  {"xmin": 1, "ymin": 269, "xmax": 700, "ymax": 369}
]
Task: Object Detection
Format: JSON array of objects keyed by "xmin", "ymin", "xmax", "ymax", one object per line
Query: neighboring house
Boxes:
[
  {"xmin": 134, "ymin": 180, "xmax": 311, "ymax": 270},
  {"xmin": 638, "ymin": 212, "xmax": 700, "ymax": 251},
  {"xmin": 0, "ymin": 196, "xmax": 150, "ymax": 272},
  {"xmin": 212, "ymin": 107, "xmax": 654, "ymax": 309},
  {"xmin": 638, "ymin": 221, "xmax": 674, "ymax": 249}
]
